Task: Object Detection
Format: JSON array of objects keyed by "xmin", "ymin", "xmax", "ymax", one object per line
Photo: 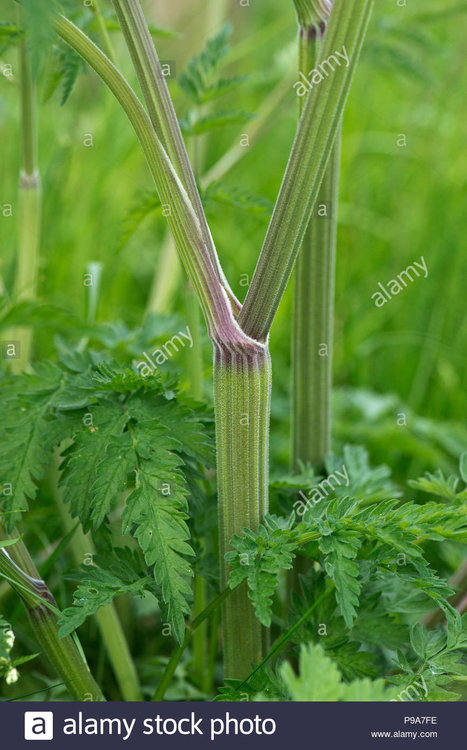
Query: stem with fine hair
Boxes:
[
  {"xmin": 51, "ymin": 455, "xmax": 142, "ymax": 701},
  {"xmin": 0, "ymin": 532, "xmax": 104, "ymax": 701},
  {"xmin": 292, "ymin": 0, "xmax": 341, "ymax": 471},
  {"xmin": 152, "ymin": 585, "xmax": 233, "ymax": 701},
  {"xmin": 214, "ymin": 340, "xmax": 272, "ymax": 677},
  {"xmin": 239, "ymin": 0, "xmax": 374, "ymax": 342}
]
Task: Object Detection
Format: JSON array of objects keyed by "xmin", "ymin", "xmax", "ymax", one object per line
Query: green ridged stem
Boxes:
[
  {"xmin": 111, "ymin": 0, "xmax": 240, "ymax": 315},
  {"xmin": 239, "ymin": 0, "xmax": 374, "ymax": 341},
  {"xmin": 214, "ymin": 342, "xmax": 272, "ymax": 679},
  {"xmin": 10, "ymin": 14, "xmax": 41, "ymax": 373},
  {"xmin": 0, "ymin": 540, "xmax": 104, "ymax": 701},
  {"xmin": 292, "ymin": 1, "xmax": 341, "ymax": 469},
  {"xmin": 54, "ymin": 15, "xmax": 238, "ymax": 343},
  {"xmin": 54, "ymin": 489, "xmax": 142, "ymax": 701},
  {"xmin": 292, "ymin": 140, "xmax": 340, "ymax": 468}
]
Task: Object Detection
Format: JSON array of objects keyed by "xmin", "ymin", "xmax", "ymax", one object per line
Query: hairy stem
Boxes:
[
  {"xmin": 111, "ymin": 0, "xmax": 240, "ymax": 313},
  {"xmin": 54, "ymin": 482, "xmax": 142, "ymax": 701},
  {"xmin": 292, "ymin": 3, "xmax": 341, "ymax": 470},
  {"xmin": 239, "ymin": 0, "xmax": 374, "ymax": 341},
  {"xmin": 152, "ymin": 586, "xmax": 233, "ymax": 701},
  {"xmin": 214, "ymin": 340, "xmax": 272, "ymax": 678},
  {"xmin": 0, "ymin": 534, "xmax": 104, "ymax": 701},
  {"xmin": 55, "ymin": 15, "xmax": 234, "ymax": 339}
]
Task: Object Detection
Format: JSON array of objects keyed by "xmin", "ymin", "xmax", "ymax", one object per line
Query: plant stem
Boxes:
[
  {"xmin": 11, "ymin": 12, "xmax": 42, "ymax": 373},
  {"xmin": 111, "ymin": 0, "xmax": 240, "ymax": 313},
  {"xmin": 55, "ymin": 14, "xmax": 238, "ymax": 340},
  {"xmin": 214, "ymin": 341, "xmax": 272, "ymax": 678},
  {"xmin": 0, "ymin": 536, "xmax": 104, "ymax": 701},
  {"xmin": 239, "ymin": 0, "xmax": 374, "ymax": 341},
  {"xmin": 292, "ymin": 3, "xmax": 341, "ymax": 470},
  {"xmin": 48, "ymin": 452, "xmax": 141, "ymax": 700},
  {"xmin": 152, "ymin": 586, "xmax": 233, "ymax": 701},
  {"xmin": 92, "ymin": 0, "xmax": 117, "ymax": 63},
  {"xmin": 58, "ymin": 506, "xmax": 142, "ymax": 700}
]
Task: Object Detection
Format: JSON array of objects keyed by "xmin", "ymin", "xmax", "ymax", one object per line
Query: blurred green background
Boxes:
[{"xmin": 1, "ymin": 0, "xmax": 466, "ymax": 472}]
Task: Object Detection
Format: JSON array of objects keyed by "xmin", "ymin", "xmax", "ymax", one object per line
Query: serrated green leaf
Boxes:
[
  {"xmin": 122, "ymin": 422, "xmax": 194, "ymax": 643},
  {"xmin": 58, "ymin": 548, "xmax": 152, "ymax": 636},
  {"xmin": 319, "ymin": 530, "xmax": 362, "ymax": 628},
  {"xmin": 89, "ymin": 432, "xmax": 133, "ymax": 529},
  {"xmin": 281, "ymin": 643, "xmax": 395, "ymax": 702},
  {"xmin": 59, "ymin": 401, "xmax": 129, "ymax": 527},
  {"xmin": 178, "ymin": 23, "xmax": 234, "ymax": 105},
  {"xmin": 0, "ymin": 363, "xmax": 66, "ymax": 530},
  {"xmin": 226, "ymin": 521, "xmax": 298, "ymax": 626},
  {"xmin": 409, "ymin": 470, "xmax": 460, "ymax": 501}
]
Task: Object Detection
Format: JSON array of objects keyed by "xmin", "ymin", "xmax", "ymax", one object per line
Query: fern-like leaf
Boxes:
[
  {"xmin": 0, "ymin": 364, "xmax": 66, "ymax": 530},
  {"xmin": 122, "ymin": 422, "xmax": 194, "ymax": 643}
]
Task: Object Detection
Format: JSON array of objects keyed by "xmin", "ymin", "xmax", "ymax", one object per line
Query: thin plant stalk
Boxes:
[
  {"xmin": 239, "ymin": 0, "xmax": 374, "ymax": 341},
  {"xmin": 0, "ymin": 531, "xmax": 104, "ymax": 701},
  {"xmin": 152, "ymin": 585, "xmax": 233, "ymax": 701},
  {"xmin": 292, "ymin": 0, "xmax": 341, "ymax": 471},
  {"xmin": 147, "ymin": 33, "xmax": 293, "ymax": 319},
  {"xmin": 214, "ymin": 343, "xmax": 272, "ymax": 677},
  {"xmin": 91, "ymin": 0, "xmax": 117, "ymax": 63},
  {"xmin": 10, "ymin": 11, "xmax": 42, "ymax": 373},
  {"xmin": 52, "ymin": 463, "xmax": 142, "ymax": 701}
]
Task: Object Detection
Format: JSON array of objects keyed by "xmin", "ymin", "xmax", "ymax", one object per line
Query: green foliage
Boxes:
[
  {"xmin": 0, "ymin": 616, "xmax": 37, "ymax": 685},
  {"xmin": 227, "ymin": 446, "xmax": 467, "ymax": 630},
  {"xmin": 409, "ymin": 454, "xmax": 467, "ymax": 502},
  {"xmin": 180, "ymin": 110, "xmax": 254, "ymax": 136},
  {"xmin": 0, "ymin": 22, "xmax": 22, "ymax": 55},
  {"xmin": 203, "ymin": 182, "xmax": 273, "ymax": 221},
  {"xmin": 117, "ymin": 191, "xmax": 161, "ymax": 251},
  {"xmin": 178, "ymin": 23, "xmax": 253, "ymax": 141},
  {"xmin": 178, "ymin": 23, "xmax": 239, "ymax": 105},
  {"xmin": 389, "ymin": 614, "xmax": 467, "ymax": 701},
  {"xmin": 280, "ymin": 643, "xmax": 396, "ymax": 702},
  {"xmin": 0, "ymin": 356, "xmax": 214, "ymax": 643},
  {"xmin": 226, "ymin": 516, "xmax": 298, "ymax": 626},
  {"xmin": 58, "ymin": 548, "xmax": 153, "ymax": 637},
  {"xmin": 0, "ymin": 363, "xmax": 68, "ymax": 529},
  {"xmin": 319, "ymin": 528, "xmax": 361, "ymax": 628}
]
